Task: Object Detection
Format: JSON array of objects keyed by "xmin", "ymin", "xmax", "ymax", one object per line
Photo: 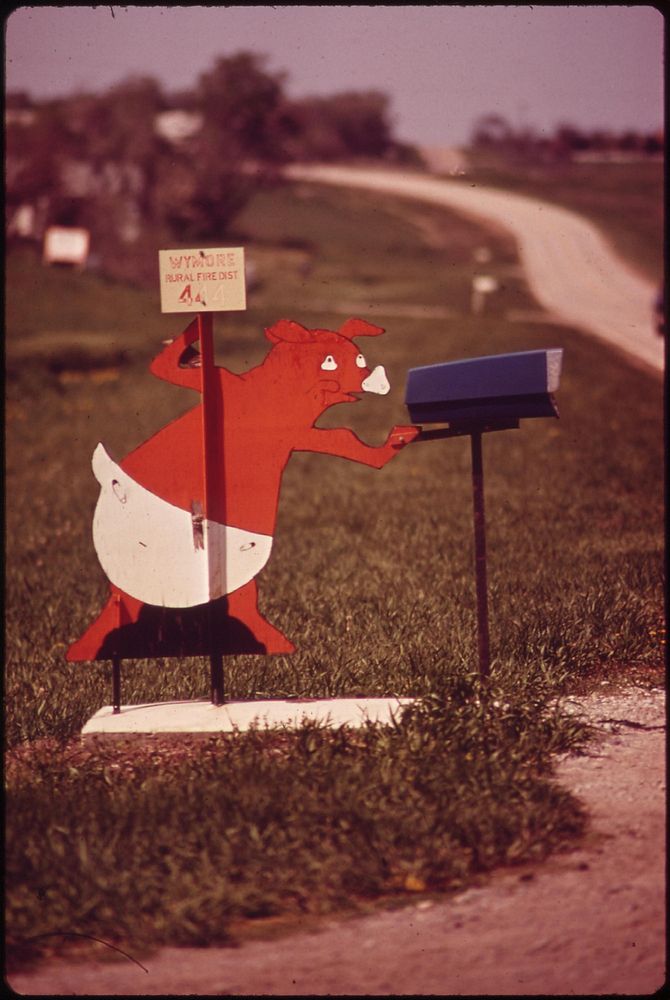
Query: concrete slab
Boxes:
[{"xmin": 81, "ymin": 697, "xmax": 415, "ymax": 738}]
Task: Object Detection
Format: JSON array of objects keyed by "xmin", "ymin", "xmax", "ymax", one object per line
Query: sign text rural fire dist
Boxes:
[{"xmin": 158, "ymin": 247, "xmax": 246, "ymax": 313}]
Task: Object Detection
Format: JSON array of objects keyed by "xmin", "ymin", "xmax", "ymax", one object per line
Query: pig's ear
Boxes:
[
  {"xmin": 265, "ymin": 319, "xmax": 313, "ymax": 344},
  {"xmin": 339, "ymin": 318, "xmax": 385, "ymax": 339}
]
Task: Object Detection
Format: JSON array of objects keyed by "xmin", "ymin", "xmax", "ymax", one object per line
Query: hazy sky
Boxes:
[{"xmin": 4, "ymin": 5, "xmax": 664, "ymax": 145}]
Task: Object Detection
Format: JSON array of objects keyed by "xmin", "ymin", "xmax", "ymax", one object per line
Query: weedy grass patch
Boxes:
[
  {"xmin": 6, "ymin": 672, "xmax": 589, "ymax": 963},
  {"xmin": 5, "ymin": 178, "xmax": 664, "ymax": 962}
]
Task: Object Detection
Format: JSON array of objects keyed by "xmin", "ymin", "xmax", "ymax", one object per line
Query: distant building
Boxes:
[
  {"xmin": 5, "ymin": 107, "xmax": 37, "ymax": 127},
  {"xmin": 43, "ymin": 225, "xmax": 90, "ymax": 267},
  {"xmin": 154, "ymin": 110, "xmax": 203, "ymax": 144},
  {"xmin": 7, "ymin": 203, "xmax": 37, "ymax": 238}
]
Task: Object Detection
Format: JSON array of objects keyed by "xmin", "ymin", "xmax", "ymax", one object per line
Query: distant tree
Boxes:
[
  {"xmin": 470, "ymin": 113, "xmax": 513, "ymax": 149},
  {"xmin": 148, "ymin": 52, "xmax": 291, "ymax": 239},
  {"xmin": 196, "ymin": 51, "xmax": 290, "ymax": 165},
  {"xmin": 65, "ymin": 78, "xmax": 166, "ymax": 222},
  {"xmin": 5, "ymin": 90, "xmax": 34, "ymax": 110},
  {"xmin": 282, "ymin": 98, "xmax": 347, "ymax": 161},
  {"xmin": 6, "ymin": 51, "xmax": 419, "ymax": 278},
  {"xmin": 5, "ymin": 102, "xmax": 75, "ymax": 223},
  {"xmin": 150, "ymin": 146, "xmax": 259, "ymax": 242},
  {"xmin": 642, "ymin": 132, "xmax": 663, "ymax": 155},
  {"xmin": 550, "ymin": 123, "xmax": 590, "ymax": 159},
  {"xmin": 618, "ymin": 130, "xmax": 639, "ymax": 151},
  {"xmin": 283, "ymin": 90, "xmax": 396, "ymax": 161},
  {"xmin": 326, "ymin": 91, "xmax": 394, "ymax": 157},
  {"xmin": 65, "ymin": 77, "xmax": 164, "ymax": 163}
]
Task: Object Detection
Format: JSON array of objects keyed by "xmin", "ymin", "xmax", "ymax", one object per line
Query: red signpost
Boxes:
[{"xmin": 199, "ymin": 311, "xmax": 226, "ymax": 705}]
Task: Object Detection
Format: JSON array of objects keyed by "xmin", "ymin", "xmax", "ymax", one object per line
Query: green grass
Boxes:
[
  {"xmin": 6, "ymin": 681, "xmax": 587, "ymax": 962},
  {"xmin": 5, "ymin": 178, "xmax": 664, "ymax": 965},
  {"xmin": 461, "ymin": 150, "xmax": 664, "ymax": 284}
]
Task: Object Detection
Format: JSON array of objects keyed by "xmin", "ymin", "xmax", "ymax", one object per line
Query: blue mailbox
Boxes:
[{"xmin": 405, "ymin": 348, "xmax": 563, "ymax": 427}]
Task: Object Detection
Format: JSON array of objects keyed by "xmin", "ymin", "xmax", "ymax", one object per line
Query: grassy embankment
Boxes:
[{"xmin": 5, "ymin": 177, "xmax": 664, "ymax": 963}]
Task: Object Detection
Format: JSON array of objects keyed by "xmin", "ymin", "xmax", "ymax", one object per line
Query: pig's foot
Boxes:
[
  {"xmin": 67, "ymin": 587, "xmax": 144, "ymax": 661},
  {"xmin": 227, "ymin": 581, "xmax": 296, "ymax": 654}
]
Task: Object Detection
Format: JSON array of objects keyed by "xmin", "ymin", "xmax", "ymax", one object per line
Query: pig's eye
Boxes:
[
  {"xmin": 356, "ymin": 354, "xmax": 366, "ymax": 368},
  {"xmin": 321, "ymin": 355, "xmax": 338, "ymax": 371}
]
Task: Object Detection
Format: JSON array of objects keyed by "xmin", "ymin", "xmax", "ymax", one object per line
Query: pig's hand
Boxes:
[
  {"xmin": 151, "ymin": 322, "xmax": 202, "ymax": 388},
  {"xmin": 385, "ymin": 425, "xmax": 421, "ymax": 452},
  {"xmin": 377, "ymin": 425, "xmax": 421, "ymax": 464},
  {"xmin": 178, "ymin": 343, "xmax": 202, "ymax": 369}
]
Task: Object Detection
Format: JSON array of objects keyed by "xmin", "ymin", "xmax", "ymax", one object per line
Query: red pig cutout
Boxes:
[{"xmin": 67, "ymin": 317, "xmax": 419, "ymax": 661}]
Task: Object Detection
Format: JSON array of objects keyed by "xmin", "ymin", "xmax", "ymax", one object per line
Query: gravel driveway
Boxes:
[{"xmin": 286, "ymin": 164, "xmax": 664, "ymax": 374}]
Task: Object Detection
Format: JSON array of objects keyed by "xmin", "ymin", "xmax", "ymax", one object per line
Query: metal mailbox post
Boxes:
[{"xmin": 405, "ymin": 349, "xmax": 564, "ymax": 678}]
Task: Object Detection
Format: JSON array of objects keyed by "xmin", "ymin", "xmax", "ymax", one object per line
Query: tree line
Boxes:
[
  {"xmin": 6, "ymin": 51, "xmax": 419, "ymax": 282},
  {"xmin": 470, "ymin": 113, "xmax": 663, "ymax": 163}
]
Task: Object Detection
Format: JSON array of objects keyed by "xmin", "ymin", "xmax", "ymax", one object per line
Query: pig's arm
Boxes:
[
  {"xmin": 150, "ymin": 326, "xmax": 238, "ymax": 391},
  {"xmin": 293, "ymin": 425, "xmax": 419, "ymax": 468}
]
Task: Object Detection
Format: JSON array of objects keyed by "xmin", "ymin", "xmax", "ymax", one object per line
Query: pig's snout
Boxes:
[{"xmin": 361, "ymin": 365, "xmax": 390, "ymax": 395}]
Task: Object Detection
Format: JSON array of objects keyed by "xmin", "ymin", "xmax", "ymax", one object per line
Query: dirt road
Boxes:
[
  {"xmin": 286, "ymin": 164, "xmax": 664, "ymax": 374},
  {"xmin": 8, "ymin": 688, "xmax": 665, "ymax": 996}
]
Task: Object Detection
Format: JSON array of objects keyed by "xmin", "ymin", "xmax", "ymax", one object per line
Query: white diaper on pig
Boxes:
[{"xmin": 91, "ymin": 444, "xmax": 273, "ymax": 608}]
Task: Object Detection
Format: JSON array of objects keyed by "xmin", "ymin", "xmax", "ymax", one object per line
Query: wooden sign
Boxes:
[
  {"xmin": 158, "ymin": 247, "xmax": 246, "ymax": 313},
  {"xmin": 472, "ymin": 274, "xmax": 498, "ymax": 294},
  {"xmin": 43, "ymin": 226, "xmax": 90, "ymax": 267},
  {"xmin": 471, "ymin": 273, "xmax": 499, "ymax": 314}
]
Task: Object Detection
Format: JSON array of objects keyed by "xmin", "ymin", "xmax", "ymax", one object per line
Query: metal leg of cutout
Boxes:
[
  {"xmin": 210, "ymin": 652, "xmax": 225, "ymax": 706},
  {"xmin": 112, "ymin": 657, "xmax": 122, "ymax": 714}
]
